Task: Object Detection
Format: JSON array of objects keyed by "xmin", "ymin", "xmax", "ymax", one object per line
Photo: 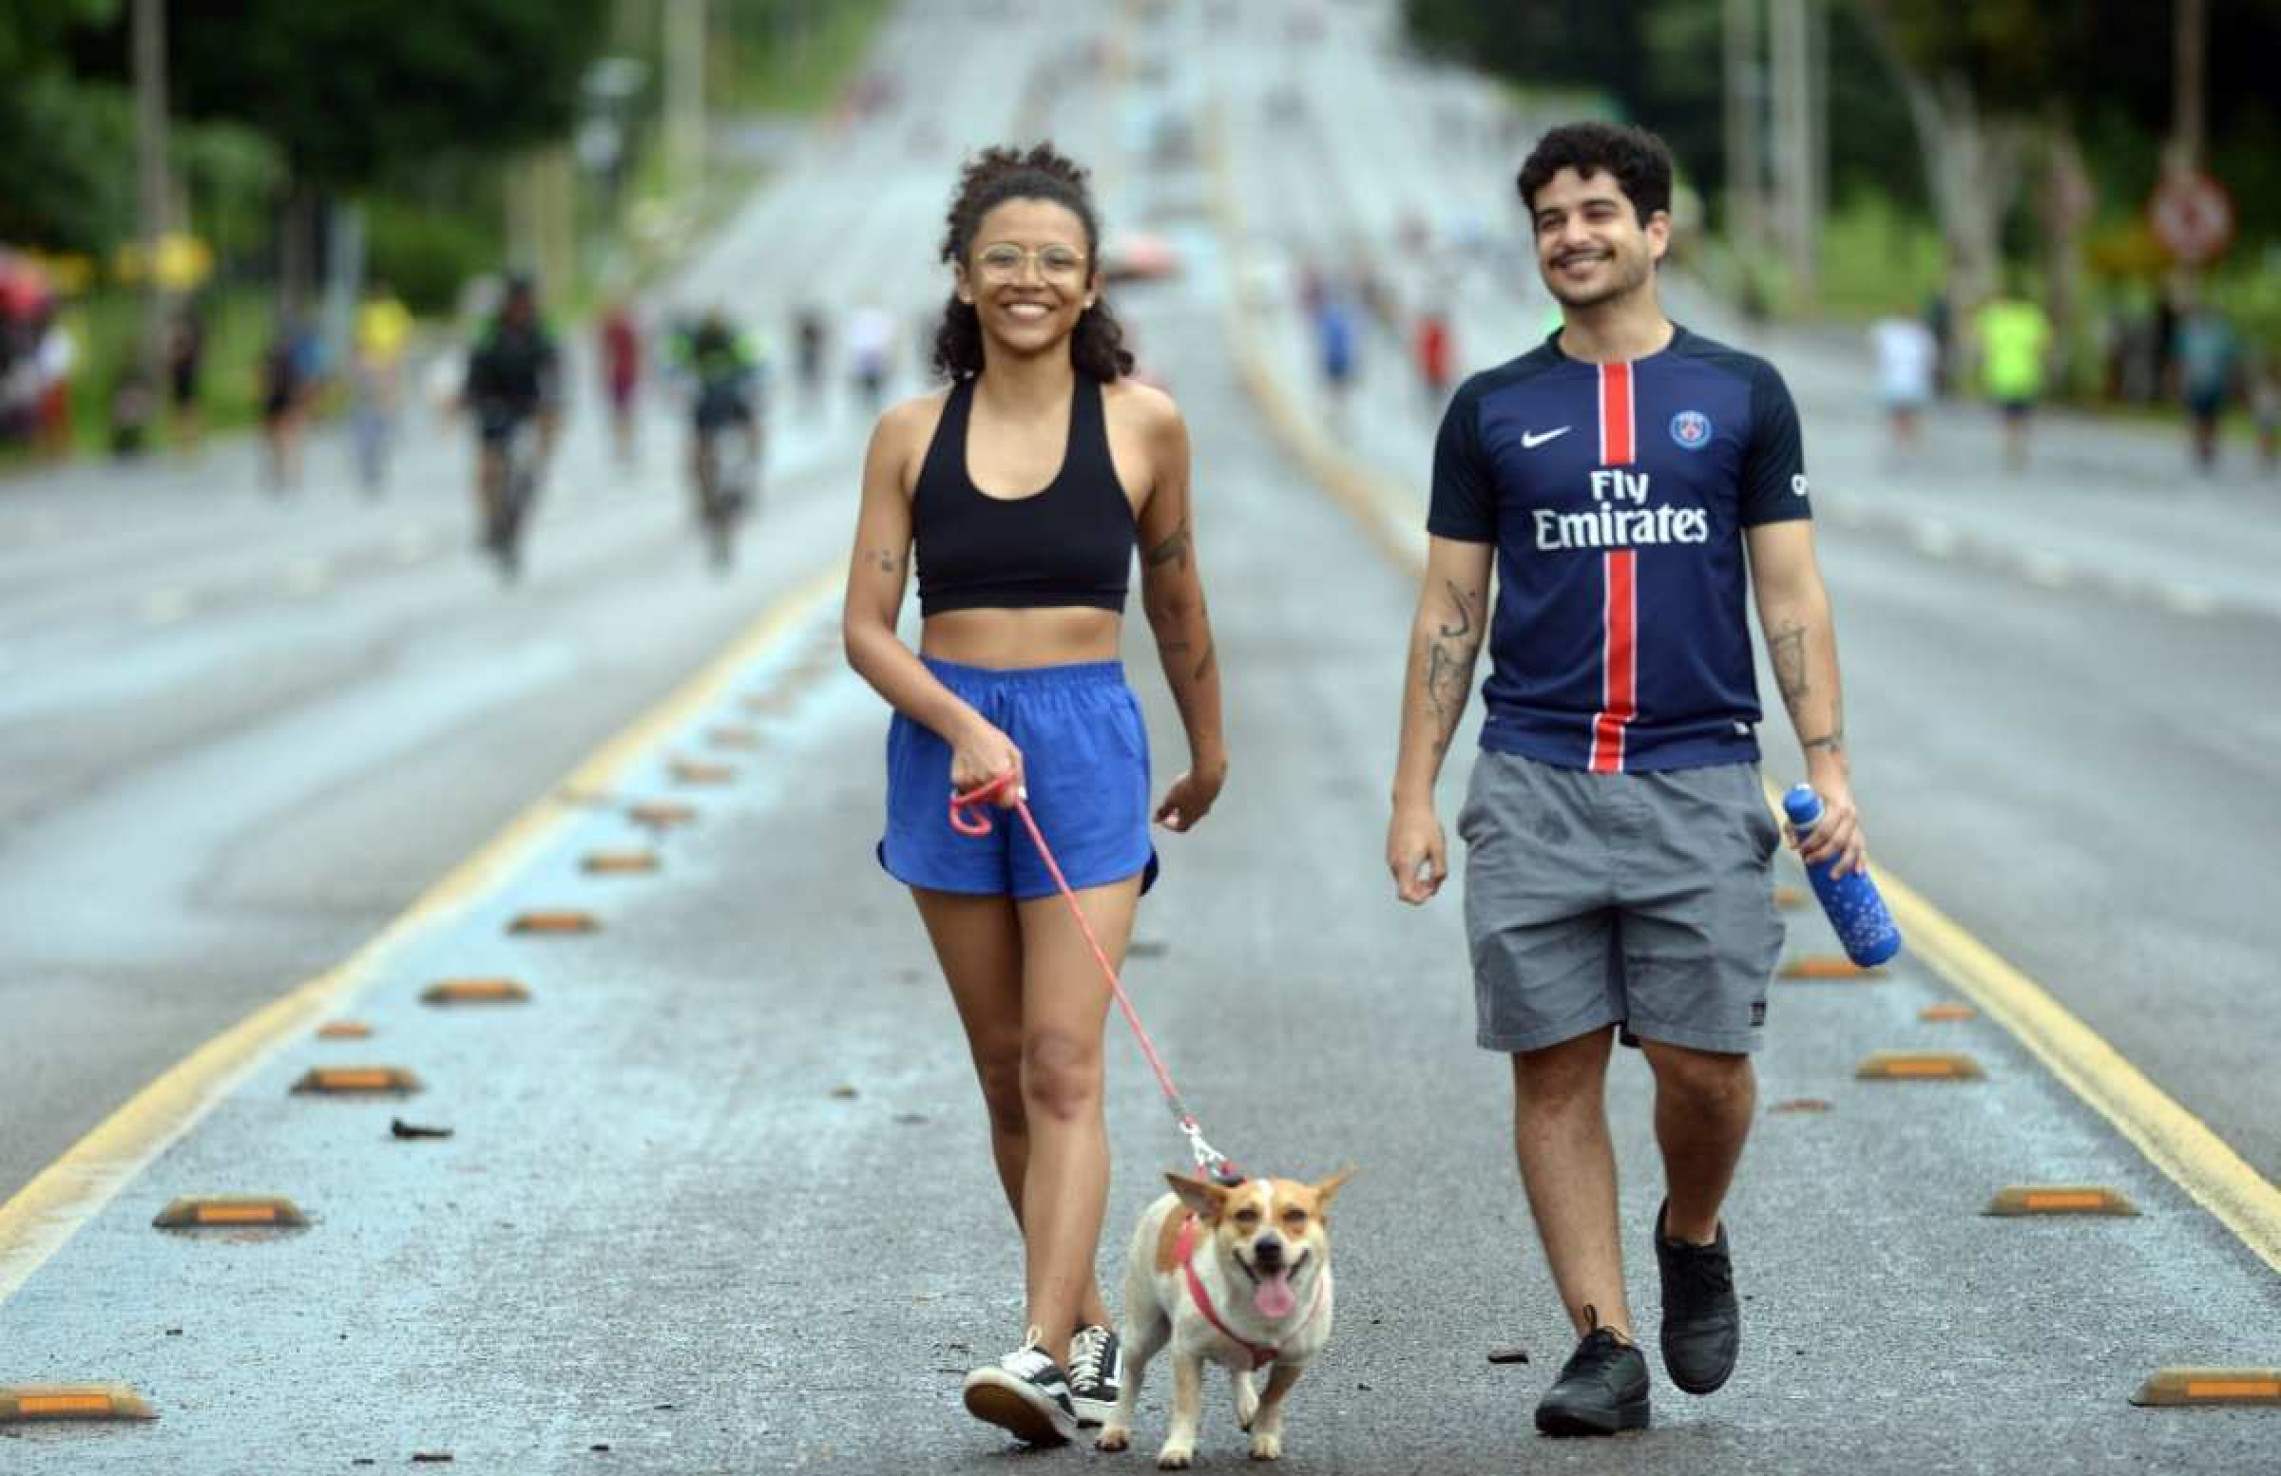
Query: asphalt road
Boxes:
[{"xmin": 1, "ymin": 0, "xmax": 2276, "ymax": 1471}]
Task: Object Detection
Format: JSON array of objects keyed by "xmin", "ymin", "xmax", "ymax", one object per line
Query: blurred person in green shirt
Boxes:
[{"xmin": 1975, "ymin": 291, "xmax": 2052, "ymax": 472}]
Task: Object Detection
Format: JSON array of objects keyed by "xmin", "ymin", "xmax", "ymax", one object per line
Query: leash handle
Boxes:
[{"xmin": 948, "ymin": 774, "xmax": 1243, "ymax": 1185}]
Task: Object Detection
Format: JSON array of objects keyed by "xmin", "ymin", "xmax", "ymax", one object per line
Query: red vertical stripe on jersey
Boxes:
[
  {"xmin": 1597, "ymin": 362, "xmax": 1635, "ymax": 465},
  {"xmin": 1590, "ymin": 549, "xmax": 1638, "ymax": 772}
]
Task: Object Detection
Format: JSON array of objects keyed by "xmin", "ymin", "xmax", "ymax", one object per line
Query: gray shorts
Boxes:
[{"xmin": 1457, "ymin": 751, "xmax": 1784, "ymax": 1056}]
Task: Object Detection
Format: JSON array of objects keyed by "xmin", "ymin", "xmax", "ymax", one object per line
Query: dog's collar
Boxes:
[{"xmin": 1175, "ymin": 1214, "xmax": 1326, "ymax": 1371}]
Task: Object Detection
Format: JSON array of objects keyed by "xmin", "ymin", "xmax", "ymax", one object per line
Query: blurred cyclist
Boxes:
[
  {"xmin": 462, "ymin": 274, "xmax": 561, "ymax": 573},
  {"xmin": 673, "ymin": 309, "xmax": 766, "ymax": 546}
]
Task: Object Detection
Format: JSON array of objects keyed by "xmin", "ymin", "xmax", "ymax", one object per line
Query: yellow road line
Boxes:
[
  {"xmin": 1203, "ymin": 93, "xmax": 2281, "ymax": 1275},
  {"xmin": 0, "ymin": 565, "xmax": 842, "ymax": 1306}
]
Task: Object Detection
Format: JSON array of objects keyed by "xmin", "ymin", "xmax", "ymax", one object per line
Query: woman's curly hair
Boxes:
[{"xmin": 930, "ymin": 142, "xmax": 1134, "ymax": 383}]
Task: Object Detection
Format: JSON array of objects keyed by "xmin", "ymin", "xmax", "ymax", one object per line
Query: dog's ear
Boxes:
[
  {"xmin": 1166, "ymin": 1171, "xmax": 1232, "ymax": 1222},
  {"xmin": 1310, "ymin": 1166, "xmax": 1357, "ymax": 1213}
]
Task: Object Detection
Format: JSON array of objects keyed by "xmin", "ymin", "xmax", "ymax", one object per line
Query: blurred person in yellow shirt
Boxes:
[
  {"xmin": 352, "ymin": 280, "xmax": 414, "ymax": 492},
  {"xmin": 1974, "ymin": 290, "xmax": 2052, "ymax": 473}
]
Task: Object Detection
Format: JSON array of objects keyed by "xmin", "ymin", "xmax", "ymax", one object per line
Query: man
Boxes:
[
  {"xmin": 2172, "ymin": 299, "xmax": 2239, "ymax": 473},
  {"xmin": 1385, "ymin": 122, "xmax": 1866, "ymax": 1438},
  {"xmin": 673, "ymin": 308, "xmax": 765, "ymax": 517},
  {"xmin": 1869, "ymin": 311, "xmax": 1936, "ymax": 456},
  {"xmin": 462, "ymin": 274, "xmax": 562, "ymax": 575},
  {"xmin": 1973, "ymin": 285, "xmax": 2051, "ymax": 472}
]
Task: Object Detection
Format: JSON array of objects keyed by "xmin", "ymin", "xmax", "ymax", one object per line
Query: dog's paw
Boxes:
[
  {"xmin": 1096, "ymin": 1426, "xmax": 1131, "ymax": 1453},
  {"xmin": 1155, "ymin": 1442, "xmax": 1195, "ymax": 1470},
  {"xmin": 1249, "ymin": 1431, "xmax": 1284, "ymax": 1462},
  {"xmin": 1235, "ymin": 1372, "xmax": 1259, "ymax": 1431}
]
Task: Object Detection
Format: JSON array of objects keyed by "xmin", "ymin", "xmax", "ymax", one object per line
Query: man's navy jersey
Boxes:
[{"xmin": 1429, "ymin": 326, "xmax": 1810, "ymax": 773}]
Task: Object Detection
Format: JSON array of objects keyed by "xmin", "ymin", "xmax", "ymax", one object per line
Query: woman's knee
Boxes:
[
  {"xmin": 1021, "ymin": 1029, "xmax": 1103, "ymax": 1123},
  {"xmin": 972, "ymin": 1044, "xmax": 1027, "ymax": 1135}
]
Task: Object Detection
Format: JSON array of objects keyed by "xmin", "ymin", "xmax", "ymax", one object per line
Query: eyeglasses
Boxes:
[{"xmin": 974, "ymin": 243, "xmax": 1089, "ymax": 283}]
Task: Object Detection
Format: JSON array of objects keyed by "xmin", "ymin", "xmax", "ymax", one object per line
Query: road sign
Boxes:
[{"xmin": 2148, "ymin": 170, "xmax": 2235, "ymax": 265}]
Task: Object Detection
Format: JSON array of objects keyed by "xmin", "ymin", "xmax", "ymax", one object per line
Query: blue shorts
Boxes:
[{"xmin": 877, "ymin": 658, "xmax": 1160, "ymax": 901}]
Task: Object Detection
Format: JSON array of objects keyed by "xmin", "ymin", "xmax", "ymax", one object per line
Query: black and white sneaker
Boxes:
[
  {"xmin": 1067, "ymin": 1324, "xmax": 1123, "ymax": 1427},
  {"xmin": 962, "ymin": 1330, "xmax": 1078, "ymax": 1446}
]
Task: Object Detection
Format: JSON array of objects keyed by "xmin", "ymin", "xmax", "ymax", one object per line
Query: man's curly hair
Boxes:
[
  {"xmin": 930, "ymin": 141, "xmax": 1134, "ymax": 383},
  {"xmin": 1515, "ymin": 122, "xmax": 1674, "ymax": 224}
]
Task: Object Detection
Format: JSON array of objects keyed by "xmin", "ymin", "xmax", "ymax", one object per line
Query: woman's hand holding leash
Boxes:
[{"xmin": 948, "ymin": 715, "xmax": 1024, "ymax": 808}]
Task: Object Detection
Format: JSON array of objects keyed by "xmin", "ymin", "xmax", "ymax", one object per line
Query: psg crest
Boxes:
[{"xmin": 1669, "ymin": 409, "xmax": 1712, "ymax": 450}]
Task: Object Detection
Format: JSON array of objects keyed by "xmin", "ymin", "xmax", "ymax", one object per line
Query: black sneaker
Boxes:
[
  {"xmin": 1066, "ymin": 1324, "xmax": 1123, "ymax": 1427},
  {"xmin": 1534, "ymin": 1308, "xmax": 1650, "ymax": 1437},
  {"xmin": 962, "ymin": 1331, "xmax": 1078, "ymax": 1446},
  {"xmin": 1654, "ymin": 1200, "xmax": 1741, "ymax": 1395}
]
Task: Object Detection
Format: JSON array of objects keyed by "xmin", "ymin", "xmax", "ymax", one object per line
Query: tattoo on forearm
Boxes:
[
  {"xmin": 866, "ymin": 547, "xmax": 902, "ymax": 576},
  {"xmin": 1145, "ymin": 516, "xmax": 1193, "ymax": 573},
  {"xmin": 1423, "ymin": 582, "xmax": 1486, "ymax": 755},
  {"xmin": 1769, "ymin": 623, "xmax": 1807, "ymax": 706}
]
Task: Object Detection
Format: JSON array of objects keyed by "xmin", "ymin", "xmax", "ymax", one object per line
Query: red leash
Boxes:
[{"xmin": 950, "ymin": 773, "xmax": 1242, "ymax": 1185}]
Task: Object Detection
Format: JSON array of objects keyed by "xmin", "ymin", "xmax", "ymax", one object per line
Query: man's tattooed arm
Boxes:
[
  {"xmin": 1424, "ymin": 578, "xmax": 1486, "ymax": 755},
  {"xmin": 1768, "ymin": 617, "xmax": 1844, "ymax": 758}
]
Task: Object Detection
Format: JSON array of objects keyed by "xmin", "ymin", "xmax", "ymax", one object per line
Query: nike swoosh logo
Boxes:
[{"xmin": 1521, "ymin": 427, "xmax": 1571, "ymax": 449}]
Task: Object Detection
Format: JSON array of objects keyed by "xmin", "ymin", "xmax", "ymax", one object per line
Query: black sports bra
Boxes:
[{"xmin": 912, "ymin": 375, "xmax": 1136, "ymax": 617}]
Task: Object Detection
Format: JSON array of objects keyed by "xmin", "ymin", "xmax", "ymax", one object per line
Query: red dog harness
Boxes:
[{"xmin": 1175, "ymin": 1214, "xmax": 1327, "ymax": 1371}]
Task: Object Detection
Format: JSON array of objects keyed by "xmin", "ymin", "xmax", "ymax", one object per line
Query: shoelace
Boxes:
[
  {"xmin": 1067, "ymin": 1328, "xmax": 1108, "ymax": 1389},
  {"xmin": 1564, "ymin": 1305, "xmax": 1638, "ymax": 1378},
  {"xmin": 1665, "ymin": 1240, "xmax": 1734, "ymax": 1303}
]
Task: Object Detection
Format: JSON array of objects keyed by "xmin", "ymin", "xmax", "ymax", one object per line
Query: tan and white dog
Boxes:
[{"xmin": 1097, "ymin": 1169, "xmax": 1354, "ymax": 1467}]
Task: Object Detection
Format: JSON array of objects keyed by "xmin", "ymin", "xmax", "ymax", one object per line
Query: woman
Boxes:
[{"xmin": 842, "ymin": 143, "xmax": 1227, "ymax": 1446}]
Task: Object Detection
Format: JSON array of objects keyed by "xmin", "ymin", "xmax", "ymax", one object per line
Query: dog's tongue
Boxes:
[{"xmin": 1253, "ymin": 1269, "xmax": 1297, "ymax": 1319}]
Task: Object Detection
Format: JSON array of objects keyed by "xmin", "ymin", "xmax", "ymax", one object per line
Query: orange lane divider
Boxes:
[
  {"xmin": 627, "ymin": 801, "xmax": 698, "ymax": 830},
  {"xmin": 315, "ymin": 1021, "xmax": 373, "ymax": 1040},
  {"xmin": 509, "ymin": 910, "xmax": 598, "ymax": 935},
  {"xmin": 1855, "ymin": 1052, "xmax": 1985, "ymax": 1081},
  {"xmin": 582, "ymin": 849, "xmax": 661, "ymax": 875},
  {"xmin": 669, "ymin": 758, "xmax": 736, "ymax": 786},
  {"xmin": 420, "ymin": 978, "xmax": 532, "ymax": 1006},
  {"xmin": 152, "ymin": 1196, "xmax": 310, "ymax": 1230},
  {"xmin": 0, "ymin": 1384, "xmax": 157, "ymax": 1422},
  {"xmin": 1779, "ymin": 955, "xmax": 1882, "ymax": 981},
  {"xmin": 290, "ymin": 1066, "xmax": 422, "ymax": 1096},
  {"xmin": 2129, "ymin": 1368, "xmax": 2281, "ymax": 1406},
  {"xmin": 1983, "ymin": 1186, "xmax": 2139, "ymax": 1217},
  {"xmin": 706, "ymin": 725, "xmax": 762, "ymax": 750},
  {"xmin": 1920, "ymin": 1002, "xmax": 1979, "ymax": 1022},
  {"xmin": 1774, "ymin": 885, "xmax": 1807, "ymax": 909},
  {"xmin": 1768, "ymin": 1098, "xmax": 1833, "ymax": 1114}
]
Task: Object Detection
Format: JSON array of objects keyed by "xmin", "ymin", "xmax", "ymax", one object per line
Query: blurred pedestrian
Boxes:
[
  {"xmin": 1869, "ymin": 311, "xmax": 1937, "ymax": 455},
  {"xmin": 29, "ymin": 307, "xmax": 77, "ymax": 459},
  {"xmin": 1974, "ymin": 286, "xmax": 2051, "ymax": 472},
  {"xmin": 842, "ymin": 142, "xmax": 1225, "ymax": 1448},
  {"xmin": 793, "ymin": 304, "xmax": 826, "ymax": 406},
  {"xmin": 598, "ymin": 298, "xmax": 642, "ymax": 465},
  {"xmin": 109, "ymin": 365, "xmax": 156, "ymax": 458},
  {"xmin": 1415, "ymin": 305, "xmax": 1453, "ymax": 412},
  {"xmin": 846, "ymin": 301, "xmax": 894, "ymax": 411},
  {"xmin": 166, "ymin": 303, "xmax": 206, "ymax": 452},
  {"xmin": 1389, "ymin": 120, "xmax": 1864, "ymax": 1441},
  {"xmin": 2249, "ymin": 347, "xmax": 2279, "ymax": 474},
  {"xmin": 1313, "ymin": 287, "xmax": 1358, "ymax": 427},
  {"xmin": 2173, "ymin": 300, "xmax": 2240, "ymax": 474},
  {"xmin": 351, "ymin": 280, "xmax": 413, "ymax": 492},
  {"xmin": 260, "ymin": 313, "xmax": 315, "ymax": 491}
]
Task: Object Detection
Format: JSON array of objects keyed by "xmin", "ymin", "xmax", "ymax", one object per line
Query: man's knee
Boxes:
[
  {"xmin": 1643, "ymin": 1041, "xmax": 1755, "ymax": 1108},
  {"xmin": 1510, "ymin": 1027, "xmax": 1614, "ymax": 1108}
]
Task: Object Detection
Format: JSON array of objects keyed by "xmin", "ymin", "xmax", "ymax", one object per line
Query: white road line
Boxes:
[
  {"xmin": 2159, "ymin": 582, "xmax": 2219, "ymax": 617},
  {"xmin": 1910, "ymin": 519, "xmax": 1958, "ymax": 558},
  {"xmin": 283, "ymin": 558, "xmax": 331, "ymax": 596},
  {"xmin": 2021, "ymin": 551, "xmax": 2072, "ymax": 588},
  {"xmin": 142, "ymin": 589, "xmax": 194, "ymax": 625}
]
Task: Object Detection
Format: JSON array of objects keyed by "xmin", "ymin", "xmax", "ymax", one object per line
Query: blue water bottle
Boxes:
[{"xmin": 1781, "ymin": 784, "xmax": 1901, "ymax": 967}]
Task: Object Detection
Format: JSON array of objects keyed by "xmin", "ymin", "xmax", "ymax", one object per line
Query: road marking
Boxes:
[
  {"xmin": 0, "ymin": 565, "xmax": 840, "ymax": 1308},
  {"xmin": 2159, "ymin": 582, "xmax": 2218, "ymax": 617},
  {"xmin": 1910, "ymin": 519, "xmax": 1958, "ymax": 558},
  {"xmin": 283, "ymin": 557, "xmax": 330, "ymax": 596},
  {"xmin": 142, "ymin": 588, "xmax": 195, "ymax": 625},
  {"xmin": 2021, "ymin": 551, "xmax": 2072, "ymax": 588},
  {"xmin": 1205, "ymin": 106, "xmax": 2281, "ymax": 1276}
]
